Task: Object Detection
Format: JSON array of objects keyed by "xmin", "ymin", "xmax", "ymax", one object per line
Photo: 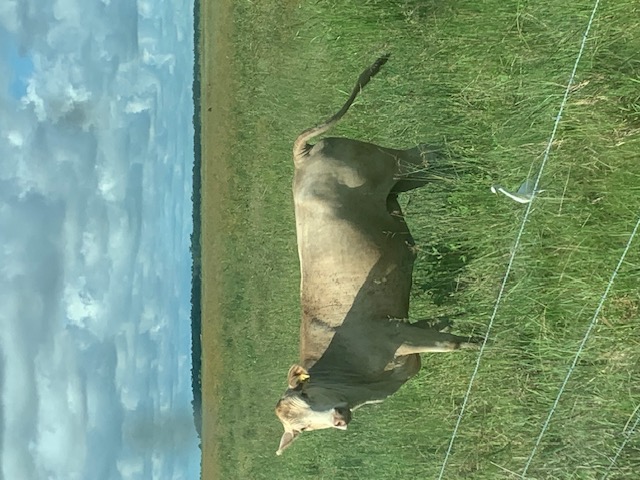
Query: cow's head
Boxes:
[{"xmin": 275, "ymin": 364, "xmax": 352, "ymax": 455}]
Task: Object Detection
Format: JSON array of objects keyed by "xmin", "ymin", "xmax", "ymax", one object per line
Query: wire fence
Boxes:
[
  {"xmin": 434, "ymin": 0, "xmax": 624, "ymax": 477},
  {"xmin": 520, "ymin": 211, "xmax": 640, "ymax": 477},
  {"xmin": 601, "ymin": 404, "xmax": 640, "ymax": 479}
]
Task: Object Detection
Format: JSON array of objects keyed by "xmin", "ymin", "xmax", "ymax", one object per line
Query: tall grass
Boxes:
[{"xmin": 200, "ymin": 0, "xmax": 640, "ymax": 478}]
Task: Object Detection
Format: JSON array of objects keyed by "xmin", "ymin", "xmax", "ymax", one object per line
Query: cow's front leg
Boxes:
[
  {"xmin": 412, "ymin": 316, "xmax": 456, "ymax": 332},
  {"xmin": 389, "ymin": 321, "xmax": 481, "ymax": 355}
]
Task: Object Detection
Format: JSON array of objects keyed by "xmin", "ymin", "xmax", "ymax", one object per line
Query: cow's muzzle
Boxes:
[{"xmin": 333, "ymin": 406, "xmax": 351, "ymax": 429}]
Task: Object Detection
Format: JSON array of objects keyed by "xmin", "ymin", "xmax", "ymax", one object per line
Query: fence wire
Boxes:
[
  {"xmin": 437, "ymin": 0, "xmax": 602, "ymax": 477},
  {"xmin": 602, "ymin": 404, "xmax": 640, "ymax": 480},
  {"xmin": 521, "ymin": 212, "xmax": 640, "ymax": 477}
]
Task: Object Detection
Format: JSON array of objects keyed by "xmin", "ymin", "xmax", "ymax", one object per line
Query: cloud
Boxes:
[{"xmin": 0, "ymin": 0, "xmax": 198, "ymax": 479}]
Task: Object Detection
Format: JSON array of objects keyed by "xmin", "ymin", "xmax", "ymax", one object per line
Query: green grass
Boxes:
[{"xmin": 201, "ymin": 0, "xmax": 640, "ymax": 478}]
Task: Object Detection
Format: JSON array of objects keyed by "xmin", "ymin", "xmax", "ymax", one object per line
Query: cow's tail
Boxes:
[{"xmin": 293, "ymin": 54, "xmax": 390, "ymax": 164}]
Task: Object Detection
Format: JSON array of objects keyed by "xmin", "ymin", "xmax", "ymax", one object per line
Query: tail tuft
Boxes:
[{"xmin": 293, "ymin": 54, "xmax": 391, "ymax": 163}]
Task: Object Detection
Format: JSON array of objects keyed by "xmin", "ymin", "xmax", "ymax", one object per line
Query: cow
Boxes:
[{"xmin": 275, "ymin": 54, "xmax": 479, "ymax": 455}]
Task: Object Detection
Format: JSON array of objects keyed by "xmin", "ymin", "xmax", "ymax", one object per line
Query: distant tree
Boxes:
[{"xmin": 190, "ymin": 0, "xmax": 203, "ymax": 441}]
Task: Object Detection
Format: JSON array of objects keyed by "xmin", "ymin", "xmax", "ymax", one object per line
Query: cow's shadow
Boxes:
[{"xmin": 415, "ymin": 243, "xmax": 474, "ymax": 306}]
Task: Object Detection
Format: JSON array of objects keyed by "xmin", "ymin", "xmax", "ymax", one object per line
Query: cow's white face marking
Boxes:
[
  {"xmin": 276, "ymin": 386, "xmax": 351, "ymax": 433},
  {"xmin": 275, "ymin": 377, "xmax": 352, "ymax": 454}
]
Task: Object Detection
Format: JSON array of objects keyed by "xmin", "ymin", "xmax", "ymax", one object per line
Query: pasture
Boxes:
[{"xmin": 199, "ymin": 0, "xmax": 640, "ymax": 478}]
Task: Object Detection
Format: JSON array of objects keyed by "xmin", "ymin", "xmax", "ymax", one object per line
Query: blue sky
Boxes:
[
  {"xmin": 0, "ymin": 27, "xmax": 33, "ymax": 98},
  {"xmin": 0, "ymin": 1, "xmax": 199, "ymax": 479}
]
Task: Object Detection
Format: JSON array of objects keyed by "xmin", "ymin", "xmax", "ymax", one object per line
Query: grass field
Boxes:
[{"xmin": 199, "ymin": 0, "xmax": 640, "ymax": 478}]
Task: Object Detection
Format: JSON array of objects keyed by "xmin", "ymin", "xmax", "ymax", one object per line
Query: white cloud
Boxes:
[
  {"xmin": 0, "ymin": 0, "xmax": 198, "ymax": 479},
  {"xmin": 6, "ymin": 129, "xmax": 24, "ymax": 146},
  {"xmin": 0, "ymin": 0, "xmax": 19, "ymax": 33}
]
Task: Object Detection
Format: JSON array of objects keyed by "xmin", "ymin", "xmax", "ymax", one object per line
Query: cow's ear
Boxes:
[
  {"xmin": 287, "ymin": 364, "xmax": 310, "ymax": 389},
  {"xmin": 276, "ymin": 429, "xmax": 300, "ymax": 455}
]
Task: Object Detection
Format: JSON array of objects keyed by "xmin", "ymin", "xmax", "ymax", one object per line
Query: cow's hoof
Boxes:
[{"xmin": 461, "ymin": 336, "xmax": 486, "ymax": 349}]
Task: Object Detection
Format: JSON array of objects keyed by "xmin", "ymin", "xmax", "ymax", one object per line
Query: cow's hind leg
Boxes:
[
  {"xmin": 391, "ymin": 144, "xmax": 442, "ymax": 193},
  {"xmin": 386, "ymin": 193, "xmax": 416, "ymax": 246}
]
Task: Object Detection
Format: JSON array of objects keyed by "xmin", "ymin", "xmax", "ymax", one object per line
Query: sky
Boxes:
[{"xmin": 0, "ymin": 1, "xmax": 199, "ymax": 479}]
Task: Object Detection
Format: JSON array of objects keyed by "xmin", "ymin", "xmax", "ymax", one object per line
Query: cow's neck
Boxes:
[
  {"xmin": 305, "ymin": 340, "xmax": 410, "ymax": 408},
  {"xmin": 306, "ymin": 365, "xmax": 407, "ymax": 408}
]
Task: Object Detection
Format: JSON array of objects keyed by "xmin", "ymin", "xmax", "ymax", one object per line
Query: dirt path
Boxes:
[{"xmin": 199, "ymin": 0, "xmax": 234, "ymax": 478}]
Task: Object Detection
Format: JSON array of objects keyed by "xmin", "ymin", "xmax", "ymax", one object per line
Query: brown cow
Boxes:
[{"xmin": 275, "ymin": 55, "xmax": 479, "ymax": 455}]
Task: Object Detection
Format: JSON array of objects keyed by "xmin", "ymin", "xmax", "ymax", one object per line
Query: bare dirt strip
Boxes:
[{"xmin": 199, "ymin": 0, "xmax": 234, "ymax": 478}]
